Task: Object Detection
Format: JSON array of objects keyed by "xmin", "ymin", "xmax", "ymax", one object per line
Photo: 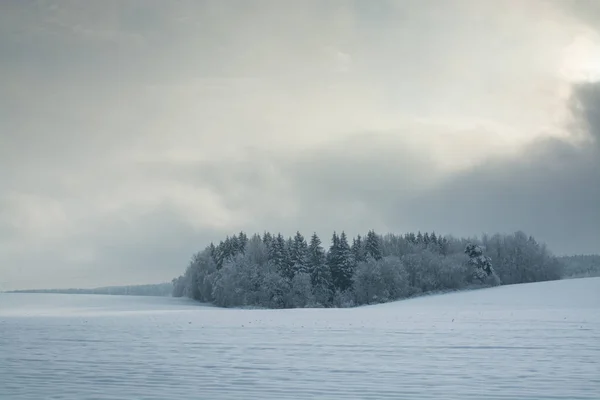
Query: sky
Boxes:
[{"xmin": 1, "ymin": 0, "xmax": 600, "ymax": 290}]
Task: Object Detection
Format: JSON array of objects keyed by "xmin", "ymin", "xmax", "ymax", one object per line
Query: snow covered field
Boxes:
[{"xmin": 1, "ymin": 278, "xmax": 599, "ymax": 400}]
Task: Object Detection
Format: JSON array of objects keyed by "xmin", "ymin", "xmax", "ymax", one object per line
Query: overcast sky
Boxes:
[{"xmin": 1, "ymin": 0, "xmax": 600, "ymax": 290}]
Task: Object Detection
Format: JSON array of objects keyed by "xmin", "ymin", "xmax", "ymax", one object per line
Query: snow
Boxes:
[{"xmin": 1, "ymin": 278, "xmax": 599, "ymax": 400}]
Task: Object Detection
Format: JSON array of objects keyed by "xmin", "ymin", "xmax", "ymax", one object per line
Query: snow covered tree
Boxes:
[
  {"xmin": 327, "ymin": 231, "xmax": 341, "ymax": 286},
  {"xmin": 416, "ymin": 231, "xmax": 424, "ymax": 244},
  {"xmin": 465, "ymin": 243, "xmax": 500, "ymax": 285},
  {"xmin": 331, "ymin": 232, "xmax": 355, "ymax": 292},
  {"xmin": 230, "ymin": 235, "xmax": 241, "ymax": 254},
  {"xmin": 308, "ymin": 233, "xmax": 327, "ymax": 280},
  {"xmin": 269, "ymin": 234, "xmax": 293, "ymax": 279},
  {"xmin": 430, "ymin": 231, "xmax": 438, "ymax": 246},
  {"xmin": 290, "ymin": 272, "xmax": 315, "ymax": 308},
  {"xmin": 352, "ymin": 235, "xmax": 366, "ymax": 263},
  {"xmin": 237, "ymin": 231, "xmax": 248, "ymax": 254},
  {"xmin": 172, "ymin": 276, "xmax": 185, "ymax": 297},
  {"xmin": 262, "ymin": 231, "xmax": 273, "ymax": 247},
  {"xmin": 261, "ymin": 268, "xmax": 292, "ymax": 308},
  {"xmin": 290, "ymin": 231, "xmax": 309, "ymax": 275},
  {"xmin": 353, "ymin": 256, "xmax": 409, "ymax": 304},
  {"xmin": 180, "ymin": 250, "xmax": 218, "ymax": 301},
  {"xmin": 423, "ymin": 232, "xmax": 431, "ymax": 247},
  {"xmin": 365, "ymin": 230, "xmax": 382, "ymax": 261},
  {"xmin": 439, "ymin": 236, "xmax": 450, "ymax": 256},
  {"xmin": 214, "ymin": 240, "xmax": 227, "ymax": 269},
  {"xmin": 308, "ymin": 233, "xmax": 332, "ymax": 305},
  {"xmin": 208, "ymin": 242, "xmax": 217, "ymax": 262},
  {"xmin": 245, "ymin": 234, "xmax": 269, "ymax": 265}
]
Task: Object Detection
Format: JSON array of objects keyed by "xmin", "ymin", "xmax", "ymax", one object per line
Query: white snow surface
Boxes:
[{"xmin": 1, "ymin": 278, "xmax": 599, "ymax": 400}]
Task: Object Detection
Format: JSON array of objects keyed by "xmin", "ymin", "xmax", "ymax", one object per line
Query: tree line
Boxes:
[
  {"xmin": 172, "ymin": 230, "xmax": 564, "ymax": 308},
  {"xmin": 9, "ymin": 283, "xmax": 173, "ymax": 297},
  {"xmin": 559, "ymin": 254, "xmax": 600, "ymax": 279}
]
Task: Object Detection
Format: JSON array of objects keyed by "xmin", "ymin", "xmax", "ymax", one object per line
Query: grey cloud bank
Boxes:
[{"xmin": 1, "ymin": 0, "xmax": 599, "ymax": 290}]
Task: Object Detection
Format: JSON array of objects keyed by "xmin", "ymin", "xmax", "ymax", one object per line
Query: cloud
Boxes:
[
  {"xmin": 274, "ymin": 82, "xmax": 600, "ymax": 255},
  {"xmin": 0, "ymin": 200, "xmax": 223, "ymax": 291},
  {"xmin": 573, "ymin": 82, "xmax": 600, "ymax": 144},
  {"xmin": 560, "ymin": 0, "xmax": 600, "ymax": 32}
]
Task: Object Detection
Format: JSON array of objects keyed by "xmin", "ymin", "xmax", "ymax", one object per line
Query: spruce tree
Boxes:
[
  {"xmin": 416, "ymin": 231, "xmax": 424, "ymax": 244},
  {"xmin": 439, "ymin": 236, "xmax": 449, "ymax": 256},
  {"xmin": 308, "ymin": 233, "xmax": 327, "ymax": 279},
  {"xmin": 352, "ymin": 235, "xmax": 366, "ymax": 263},
  {"xmin": 336, "ymin": 232, "xmax": 355, "ymax": 291},
  {"xmin": 327, "ymin": 232, "xmax": 341, "ymax": 289},
  {"xmin": 290, "ymin": 231, "xmax": 309, "ymax": 275},
  {"xmin": 365, "ymin": 230, "xmax": 382, "ymax": 261},
  {"xmin": 230, "ymin": 235, "xmax": 240, "ymax": 255},
  {"xmin": 270, "ymin": 234, "xmax": 293, "ymax": 279},
  {"xmin": 423, "ymin": 232, "xmax": 431, "ymax": 247},
  {"xmin": 214, "ymin": 239, "xmax": 229, "ymax": 269},
  {"xmin": 410, "ymin": 232, "xmax": 417, "ymax": 244},
  {"xmin": 308, "ymin": 233, "xmax": 332, "ymax": 302},
  {"xmin": 285, "ymin": 237, "xmax": 294, "ymax": 275},
  {"xmin": 238, "ymin": 231, "xmax": 248, "ymax": 254},
  {"xmin": 262, "ymin": 232, "xmax": 273, "ymax": 247},
  {"xmin": 430, "ymin": 232, "xmax": 438, "ymax": 246},
  {"xmin": 208, "ymin": 242, "xmax": 217, "ymax": 263}
]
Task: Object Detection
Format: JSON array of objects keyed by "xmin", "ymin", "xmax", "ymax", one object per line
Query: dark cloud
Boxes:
[
  {"xmin": 269, "ymin": 83, "xmax": 600, "ymax": 255},
  {"xmin": 573, "ymin": 82, "xmax": 600, "ymax": 143},
  {"xmin": 421, "ymin": 82, "xmax": 600, "ymax": 255}
]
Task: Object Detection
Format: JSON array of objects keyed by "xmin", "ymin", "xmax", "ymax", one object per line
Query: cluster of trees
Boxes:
[{"xmin": 172, "ymin": 230, "xmax": 564, "ymax": 308}]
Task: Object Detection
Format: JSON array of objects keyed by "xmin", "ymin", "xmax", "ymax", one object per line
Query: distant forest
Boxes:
[
  {"xmin": 9, "ymin": 283, "xmax": 172, "ymax": 297},
  {"xmin": 559, "ymin": 255, "xmax": 600, "ymax": 278},
  {"xmin": 172, "ymin": 230, "xmax": 567, "ymax": 309}
]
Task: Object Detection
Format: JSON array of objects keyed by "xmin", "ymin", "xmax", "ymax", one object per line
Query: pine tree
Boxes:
[
  {"xmin": 352, "ymin": 235, "xmax": 366, "ymax": 263},
  {"xmin": 430, "ymin": 231, "xmax": 438, "ymax": 246},
  {"xmin": 238, "ymin": 231, "xmax": 248, "ymax": 254},
  {"xmin": 290, "ymin": 231, "xmax": 309, "ymax": 275},
  {"xmin": 308, "ymin": 233, "xmax": 327, "ymax": 278},
  {"xmin": 416, "ymin": 231, "xmax": 424, "ymax": 244},
  {"xmin": 270, "ymin": 234, "xmax": 292, "ymax": 279},
  {"xmin": 423, "ymin": 232, "xmax": 431, "ymax": 247},
  {"xmin": 334, "ymin": 232, "xmax": 355, "ymax": 291},
  {"xmin": 365, "ymin": 230, "xmax": 382, "ymax": 261},
  {"xmin": 208, "ymin": 242, "xmax": 217, "ymax": 263},
  {"xmin": 327, "ymin": 232, "xmax": 341, "ymax": 288},
  {"xmin": 439, "ymin": 236, "xmax": 449, "ymax": 256},
  {"xmin": 222, "ymin": 236, "xmax": 238, "ymax": 260},
  {"xmin": 230, "ymin": 235, "xmax": 240, "ymax": 254},
  {"xmin": 285, "ymin": 237, "xmax": 294, "ymax": 275},
  {"xmin": 262, "ymin": 232, "xmax": 273, "ymax": 247},
  {"xmin": 308, "ymin": 233, "xmax": 332, "ymax": 302},
  {"xmin": 214, "ymin": 239, "xmax": 230, "ymax": 269}
]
